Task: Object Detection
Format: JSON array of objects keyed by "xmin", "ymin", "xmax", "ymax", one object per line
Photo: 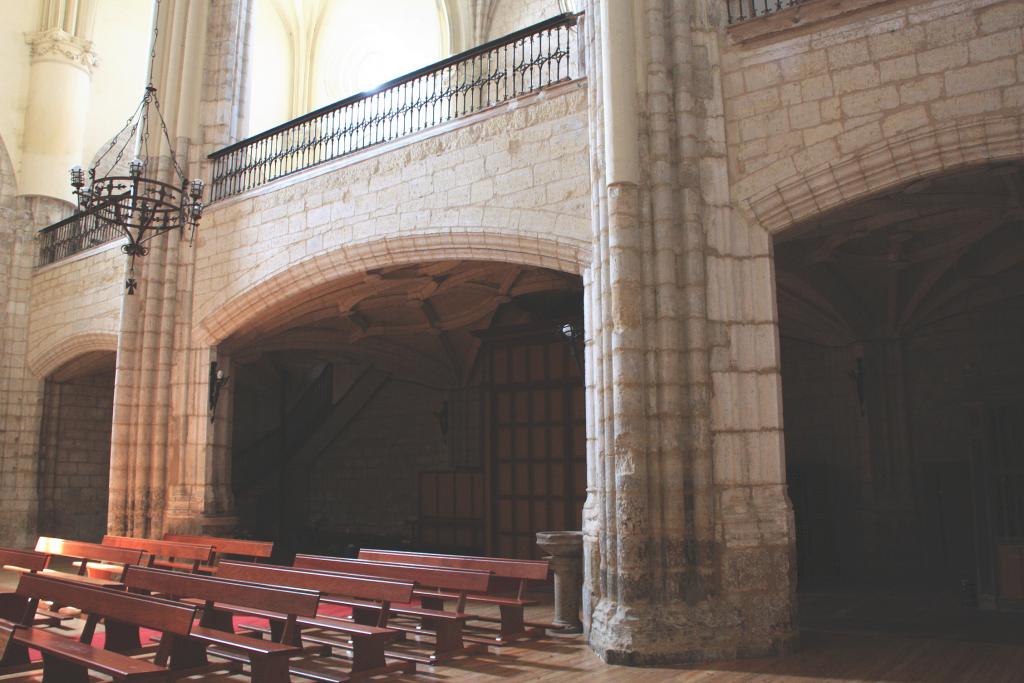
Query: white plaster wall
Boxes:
[
  {"xmin": 0, "ymin": 0, "xmax": 44, "ymax": 189},
  {"xmin": 83, "ymin": 0, "xmax": 155, "ymax": 165},
  {"xmin": 487, "ymin": 0, "xmax": 567, "ymax": 40}
]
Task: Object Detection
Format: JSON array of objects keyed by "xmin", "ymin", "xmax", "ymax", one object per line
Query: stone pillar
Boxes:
[
  {"xmin": 21, "ymin": 0, "xmax": 99, "ymax": 201},
  {"xmin": 581, "ymin": 0, "xmax": 796, "ymax": 664},
  {"xmin": 536, "ymin": 531, "xmax": 584, "ymax": 633},
  {"xmin": 108, "ymin": 0, "xmax": 213, "ymax": 537}
]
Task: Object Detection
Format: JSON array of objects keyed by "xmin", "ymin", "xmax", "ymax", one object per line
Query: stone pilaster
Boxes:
[
  {"xmin": 582, "ymin": 0, "xmax": 796, "ymax": 664},
  {"xmin": 0, "ymin": 196, "xmax": 70, "ymax": 547}
]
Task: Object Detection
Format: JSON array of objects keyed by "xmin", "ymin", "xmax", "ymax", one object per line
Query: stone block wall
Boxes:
[
  {"xmin": 723, "ymin": 0, "xmax": 1024, "ymax": 226},
  {"xmin": 193, "ymin": 83, "xmax": 591, "ymax": 347},
  {"xmin": 38, "ymin": 369, "xmax": 114, "ymax": 542},
  {"xmin": 306, "ymin": 380, "xmax": 449, "ymax": 544},
  {"xmin": 27, "ymin": 242, "xmax": 124, "ymax": 378}
]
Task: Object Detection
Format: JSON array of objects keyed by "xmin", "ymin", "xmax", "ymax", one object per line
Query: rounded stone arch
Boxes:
[
  {"xmin": 195, "ymin": 230, "xmax": 590, "ymax": 347},
  {"xmin": 28, "ymin": 332, "xmax": 119, "ymax": 380},
  {"xmin": 741, "ymin": 113, "xmax": 1024, "ymax": 237}
]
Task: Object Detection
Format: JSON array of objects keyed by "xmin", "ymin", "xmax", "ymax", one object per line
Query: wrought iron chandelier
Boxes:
[{"xmin": 68, "ymin": 0, "xmax": 203, "ymax": 295}]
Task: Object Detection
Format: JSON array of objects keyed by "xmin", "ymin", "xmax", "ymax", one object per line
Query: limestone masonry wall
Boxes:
[
  {"xmin": 723, "ymin": 0, "xmax": 1024, "ymax": 229},
  {"xmin": 27, "ymin": 242, "xmax": 124, "ymax": 378},
  {"xmin": 193, "ymin": 84, "xmax": 591, "ymax": 345}
]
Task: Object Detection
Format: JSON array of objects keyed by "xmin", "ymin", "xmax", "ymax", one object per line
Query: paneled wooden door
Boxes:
[{"xmin": 487, "ymin": 334, "xmax": 586, "ymax": 559}]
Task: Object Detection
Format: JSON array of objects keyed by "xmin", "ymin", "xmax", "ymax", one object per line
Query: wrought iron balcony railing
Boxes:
[
  {"xmin": 208, "ymin": 12, "xmax": 583, "ymax": 203},
  {"xmin": 726, "ymin": 0, "xmax": 803, "ymax": 23},
  {"xmin": 37, "ymin": 199, "xmax": 125, "ymax": 267}
]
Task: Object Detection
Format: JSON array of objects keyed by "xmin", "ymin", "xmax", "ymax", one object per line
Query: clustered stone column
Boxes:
[{"xmin": 581, "ymin": 0, "xmax": 796, "ymax": 664}]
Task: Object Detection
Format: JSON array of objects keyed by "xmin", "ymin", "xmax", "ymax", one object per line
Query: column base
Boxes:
[{"xmin": 588, "ymin": 589, "xmax": 797, "ymax": 665}]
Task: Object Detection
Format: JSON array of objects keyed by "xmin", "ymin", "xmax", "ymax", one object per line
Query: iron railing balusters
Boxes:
[
  {"xmin": 727, "ymin": 0, "xmax": 802, "ymax": 23},
  {"xmin": 207, "ymin": 12, "xmax": 582, "ymax": 203}
]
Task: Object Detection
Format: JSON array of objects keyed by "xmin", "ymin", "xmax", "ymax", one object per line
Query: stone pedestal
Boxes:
[{"xmin": 536, "ymin": 530, "xmax": 584, "ymax": 633}]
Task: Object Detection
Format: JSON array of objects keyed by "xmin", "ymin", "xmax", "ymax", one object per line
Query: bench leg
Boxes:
[
  {"xmin": 349, "ymin": 636, "xmax": 386, "ymax": 672},
  {"xmin": 351, "ymin": 606, "xmax": 379, "ymax": 626},
  {"xmin": 103, "ymin": 619, "xmax": 142, "ymax": 652},
  {"xmin": 433, "ymin": 620, "xmax": 465, "ymax": 657},
  {"xmin": 250, "ymin": 652, "xmax": 290, "ymax": 683},
  {"xmin": 40, "ymin": 652, "xmax": 89, "ymax": 683},
  {"xmin": 498, "ymin": 604, "xmax": 526, "ymax": 640}
]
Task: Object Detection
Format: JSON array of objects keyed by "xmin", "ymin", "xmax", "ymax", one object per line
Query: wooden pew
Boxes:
[
  {"xmin": 162, "ymin": 534, "xmax": 273, "ymax": 573},
  {"xmin": 31, "ymin": 538, "xmax": 141, "ymax": 620},
  {"xmin": 216, "ymin": 560, "xmax": 416, "ymax": 681},
  {"xmin": 34, "ymin": 537, "xmax": 144, "ymax": 582},
  {"xmin": 0, "ymin": 547, "xmax": 49, "ymax": 574},
  {"xmin": 0, "ymin": 616, "xmax": 170, "ymax": 682},
  {"xmin": 120, "ymin": 565, "xmax": 318, "ymax": 683},
  {"xmin": 294, "ymin": 554, "xmax": 491, "ymax": 662},
  {"xmin": 0, "ymin": 573, "xmax": 197, "ymax": 682},
  {"xmin": 0, "ymin": 547, "xmax": 57, "ymax": 626},
  {"xmin": 101, "ymin": 535, "xmax": 214, "ymax": 574},
  {"xmin": 358, "ymin": 549, "xmax": 550, "ymax": 643}
]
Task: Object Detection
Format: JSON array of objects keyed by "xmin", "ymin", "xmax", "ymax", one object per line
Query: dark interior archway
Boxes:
[
  {"xmin": 39, "ymin": 350, "xmax": 116, "ymax": 541},
  {"xmin": 775, "ymin": 162, "xmax": 1024, "ymax": 609},
  {"xmin": 223, "ymin": 260, "xmax": 585, "ymax": 559}
]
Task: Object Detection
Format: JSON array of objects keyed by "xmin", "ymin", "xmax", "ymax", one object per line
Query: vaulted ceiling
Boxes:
[
  {"xmin": 224, "ymin": 261, "xmax": 582, "ymax": 388},
  {"xmin": 775, "ymin": 162, "xmax": 1024, "ymax": 345}
]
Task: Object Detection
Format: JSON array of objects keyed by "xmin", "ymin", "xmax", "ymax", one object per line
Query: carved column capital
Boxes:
[{"xmin": 25, "ymin": 28, "xmax": 99, "ymax": 74}]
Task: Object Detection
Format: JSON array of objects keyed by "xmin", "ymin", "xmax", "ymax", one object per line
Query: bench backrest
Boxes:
[
  {"xmin": 122, "ymin": 565, "xmax": 320, "ymax": 617},
  {"xmin": 102, "ymin": 535, "xmax": 215, "ymax": 564},
  {"xmin": 16, "ymin": 573, "xmax": 196, "ymax": 636},
  {"xmin": 294, "ymin": 554, "xmax": 492, "ymax": 594},
  {"xmin": 35, "ymin": 537, "xmax": 145, "ymax": 567},
  {"xmin": 217, "ymin": 561, "xmax": 414, "ymax": 605},
  {"xmin": 358, "ymin": 549, "xmax": 549, "ymax": 582},
  {"xmin": 0, "ymin": 618, "xmax": 14, "ymax": 658},
  {"xmin": 163, "ymin": 534, "xmax": 274, "ymax": 560},
  {"xmin": 0, "ymin": 547, "xmax": 49, "ymax": 573}
]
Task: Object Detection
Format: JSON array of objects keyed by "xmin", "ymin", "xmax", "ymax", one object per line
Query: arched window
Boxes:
[{"xmin": 248, "ymin": 0, "xmax": 449, "ymax": 136}]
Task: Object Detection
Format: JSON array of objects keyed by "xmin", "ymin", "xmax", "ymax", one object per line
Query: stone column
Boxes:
[
  {"xmin": 581, "ymin": 0, "xmax": 796, "ymax": 664},
  {"xmin": 108, "ymin": 0, "xmax": 212, "ymax": 537},
  {"xmin": 21, "ymin": 0, "xmax": 99, "ymax": 201}
]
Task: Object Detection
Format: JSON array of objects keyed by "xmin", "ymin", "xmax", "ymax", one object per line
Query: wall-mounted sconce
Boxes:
[
  {"xmin": 209, "ymin": 361, "xmax": 230, "ymax": 422},
  {"xmin": 435, "ymin": 400, "xmax": 449, "ymax": 437},
  {"xmin": 560, "ymin": 320, "xmax": 584, "ymax": 372}
]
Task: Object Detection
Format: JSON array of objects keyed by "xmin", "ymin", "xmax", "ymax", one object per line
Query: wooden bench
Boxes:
[
  {"xmin": 216, "ymin": 560, "xmax": 416, "ymax": 681},
  {"xmin": 0, "ymin": 616, "xmax": 170, "ymax": 682},
  {"xmin": 0, "ymin": 547, "xmax": 49, "ymax": 575},
  {"xmin": 358, "ymin": 549, "xmax": 550, "ymax": 643},
  {"xmin": 101, "ymin": 535, "xmax": 215, "ymax": 575},
  {"xmin": 30, "ymin": 538, "xmax": 141, "ymax": 620},
  {"xmin": 0, "ymin": 573, "xmax": 197, "ymax": 682},
  {"xmin": 34, "ymin": 537, "xmax": 144, "ymax": 582},
  {"xmin": 294, "ymin": 554, "xmax": 491, "ymax": 662},
  {"xmin": 120, "ymin": 565, "xmax": 318, "ymax": 683},
  {"xmin": 0, "ymin": 548, "xmax": 56, "ymax": 626},
  {"xmin": 162, "ymin": 534, "xmax": 274, "ymax": 572}
]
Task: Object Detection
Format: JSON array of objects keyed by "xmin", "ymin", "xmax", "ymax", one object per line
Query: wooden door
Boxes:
[{"xmin": 488, "ymin": 336, "xmax": 585, "ymax": 559}]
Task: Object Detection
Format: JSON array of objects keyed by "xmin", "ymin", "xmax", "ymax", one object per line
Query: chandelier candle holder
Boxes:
[{"xmin": 69, "ymin": 84, "xmax": 204, "ymax": 294}]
